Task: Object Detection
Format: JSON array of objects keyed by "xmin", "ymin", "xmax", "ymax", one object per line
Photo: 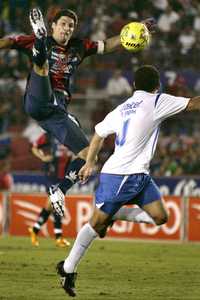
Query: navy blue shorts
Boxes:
[
  {"xmin": 24, "ymin": 71, "xmax": 89, "ymax": 154},
  {"xmin": 95, "ymin": 173, "xmax": 162, "ymax": 215}
]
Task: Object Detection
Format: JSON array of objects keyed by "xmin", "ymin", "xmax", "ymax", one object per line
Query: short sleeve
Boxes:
[
  {"xmin": 154, "ymin": 93, "xmax": 190, "ymax": 121},
  {"xmin": 95, "ymin": 109, "xmax": 119, "ymax": 138},
  {"xmin": 82, "ymin": 39, "xmax": 102, "ymax": 57}
]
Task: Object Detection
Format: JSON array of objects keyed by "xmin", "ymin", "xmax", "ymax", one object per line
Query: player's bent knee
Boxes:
[
  {"xmin": 154, "ymin": 211, "xmax": 168, "ymax": 225},
  {"xmin": 93, "ymin": 223, "xmax": 108, "ymax": 238}
]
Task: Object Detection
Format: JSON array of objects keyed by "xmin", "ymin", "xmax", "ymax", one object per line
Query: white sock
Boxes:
[
  {"xmin": 63, "ymin": 223, "xmax": 98, "ymax": 273},
  {"xmin": 113, "ymin": 207, "xmax": 155, "ymax": 224}
]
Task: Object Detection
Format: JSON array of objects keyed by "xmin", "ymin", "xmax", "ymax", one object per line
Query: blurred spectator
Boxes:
[
  {"xmin": 106, "ymin": 69, "xmax": 132, "ymax": 106},
  {"xmin": 178, "ymin": 25, "xmax": 196, "ymax": 55},
  {"xmin": 166, "ymin": 74, "xmax": 191, "ymax": 97},
  {"xmin": 157, "ymin": 5, "xmax": 180, "ymax": 33},
  {"xmin": 0, "ymin": 1, "xmax": 200, "ymax": 176}
]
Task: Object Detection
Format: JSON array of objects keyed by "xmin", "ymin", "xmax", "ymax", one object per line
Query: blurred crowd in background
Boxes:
[{"xmin": 0, "ymin": 0, "xmax": 200, "ymax": 177}]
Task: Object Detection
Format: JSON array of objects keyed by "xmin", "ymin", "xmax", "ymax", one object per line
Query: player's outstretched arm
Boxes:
[
  {"xmin": 186, "ymin": 96, "xmax": 200, "ymax": 111},
  {"xmin": 0, "ymin": 38, "xmax": 14, "ymax": 49},
  {"xmin": 104, "ymin": 18, "xmax": 156, "ymax": 53},
  {"xmin": 79, "ymin": 133, "xmax": 104, "ymax": 182}
]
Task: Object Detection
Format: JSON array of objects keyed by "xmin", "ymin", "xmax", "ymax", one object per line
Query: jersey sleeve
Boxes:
[
  {"xmin": 32, "ymin": 133, "xmax": 48, "ymax": 148},
  {"xmin": 154, "ymin": 93, "xmax": 190, "ymax": 121},
  {"xmin": 95, "ymin": 108, "xmax": 119, "ymax": 138},
  {"xmin": 9, "ymin": 34, "xmax": 35, "ymax": 53},
  {"xmin": 82, "ymin": 39, "xmax": 104, "ymax": 57}
]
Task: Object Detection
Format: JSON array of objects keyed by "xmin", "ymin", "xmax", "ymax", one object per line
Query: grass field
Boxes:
[{"xmin": 0, "ymin": 236, "xmax": 200, "ymax": 300}]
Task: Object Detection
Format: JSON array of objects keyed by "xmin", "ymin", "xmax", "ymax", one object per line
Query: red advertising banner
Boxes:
[
  {"xmin": 9, "ymin": 193, "xmax": 93, "ymax": 238},
  {"xmin": 8, "ymin": 193, "xmax": 183, "ymax": 241},
  {"xmin": 187, "ymin": 197, "xmax": 200, "ymax": 241},
  {"xmin": 0, "ymin": 193, "xmax": 3, "ymax": 234}
]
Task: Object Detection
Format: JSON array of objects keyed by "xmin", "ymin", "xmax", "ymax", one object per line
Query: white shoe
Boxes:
[
  {"xmin": 29, "ymin": 8, "xmax": 47, "ymax": 39},
  {"xmin": 48, "ymin": 186, "xmax": 65, "ymax": 217}
]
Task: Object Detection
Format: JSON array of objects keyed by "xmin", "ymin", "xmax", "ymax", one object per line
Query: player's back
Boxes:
[{"xmin": 100, "ymin": 90, "xmax": 162, "ymax": 175}]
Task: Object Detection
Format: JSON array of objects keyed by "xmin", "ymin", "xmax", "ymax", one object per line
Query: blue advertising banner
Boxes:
[{"xmin": 12, "ymin": 172, "xmax": 200, "ymax": 196}]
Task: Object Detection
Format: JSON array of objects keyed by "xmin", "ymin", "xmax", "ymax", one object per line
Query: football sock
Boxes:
[
  {"xmin": 112, "ymin": 207, "xmax": 155, "ymax": 224},
  {"xmin": 63, "ymin": 223, "xmax": 97, "ymax": 273},
  {"xmin": 59, "ymin": 157, "xmax": 85, "ymax": 194},
  {"xmin": 33, "ymin": 208, "xmax": 51, "ymax": 233},
  {"xmin": 53, "ymin": 211, "xmax": 62, "ymax": 239},
  {"xmin": 32, "ymin": 37, "xmax": 47, "ymax": 67}
]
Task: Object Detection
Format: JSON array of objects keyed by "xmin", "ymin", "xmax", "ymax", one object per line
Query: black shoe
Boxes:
[{"xmin": 56, "ymin": 261, "xmax": 77, "ymax": 297}]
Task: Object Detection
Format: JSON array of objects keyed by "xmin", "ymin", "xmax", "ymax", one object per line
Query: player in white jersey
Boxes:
[{"xmin": 55, "ymin": 65, "xmax": 200, "ymax": 296}]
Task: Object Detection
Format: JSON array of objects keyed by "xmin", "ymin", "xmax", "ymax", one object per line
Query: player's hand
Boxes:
[
  {"xmin": 78, "ymin": 163, "xmax": 94, "ymax": 182},
  {"xmin": 142, "ymin": 17, "xmax": 156, "ymax": 33},
  {"xmin": 41, "ymin": 154, "xmax": 53, "ymax": 162}
]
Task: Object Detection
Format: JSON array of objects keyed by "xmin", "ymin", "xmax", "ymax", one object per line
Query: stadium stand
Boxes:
[{"xmin": 0, "ymin": 0, "xmax": 200, "ymax": 175}]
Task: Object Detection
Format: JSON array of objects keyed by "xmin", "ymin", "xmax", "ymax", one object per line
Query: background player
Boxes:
[
  {"xmin": 0, "ymin": 145, "xmax": 13, "ymax": 192},
  {"xmin": 0, "ymin": 7, "xmax": 155, "ymax": 215},
  {"xmin": 55, "ymin": 65, "xmax": 200, "ymax": 296},
  {"xmin": 28, "ymin": 128, "xmax": 71, "ymax": 247}
]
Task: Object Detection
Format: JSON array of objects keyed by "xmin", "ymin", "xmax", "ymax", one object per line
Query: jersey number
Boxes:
[{"xmin": 115, "ymin": 119, "xmax": 130, "ymax": 146}]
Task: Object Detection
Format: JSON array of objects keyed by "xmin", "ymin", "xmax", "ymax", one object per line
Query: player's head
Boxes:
[
  {"xmin": 134, "ymin": 65, "xmax": 160, "ymax": 92},
  {"xmin": 47, "ymin": 7, "xmax": 78, "ymax": 45}
]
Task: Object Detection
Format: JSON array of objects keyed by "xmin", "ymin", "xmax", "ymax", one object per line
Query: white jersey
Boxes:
[{"xmin": 95, "ymin": 90, "xmax": 190, "ymax": 175}]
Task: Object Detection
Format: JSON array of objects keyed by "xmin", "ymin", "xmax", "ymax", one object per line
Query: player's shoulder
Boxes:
[
  {"xmin": 69, "ymin": 37, "xmax": 98, "ymax": 51},
  {"xmin": 68, "ymin": 37, "xmax": 84, "ymax": 47}
]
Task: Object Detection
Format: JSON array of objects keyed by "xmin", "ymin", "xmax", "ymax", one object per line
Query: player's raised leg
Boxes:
[
  {"xmin": 141, "ymin": 198, "xmax": 168, "ymax": 225},
  {"xmin": 49, "ymin": 134, "xmax": 89, "ymax": 217},
  {"xmin": 136, "ymin": 177, "xmax": 168, "ymax": 225},
  {"xmin": 112, "ymin": 206, "xmax": 156, "ymax": 224}
]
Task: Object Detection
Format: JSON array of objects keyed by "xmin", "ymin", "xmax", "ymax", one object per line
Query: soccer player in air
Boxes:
[
  {"xmin": 0, "ymin": 7, "xmax": 155, "ymax": 213},
  {"xmin": 28, "ymin": 130, "xmax": 71, "ymax": 248},
  {"xmin": 56, "ymin": 65, "xmax": 200, "ymax": 296}
]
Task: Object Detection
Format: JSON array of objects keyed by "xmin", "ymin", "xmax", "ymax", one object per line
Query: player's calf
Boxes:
[{"xmin": 153, "ymin": 211, "xmax": 168, "ymax": 225}]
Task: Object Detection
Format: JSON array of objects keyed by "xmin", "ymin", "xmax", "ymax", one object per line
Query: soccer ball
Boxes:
[{"xmin": 120, "ymin": 22, "xmax": 150, "ymax": 52}]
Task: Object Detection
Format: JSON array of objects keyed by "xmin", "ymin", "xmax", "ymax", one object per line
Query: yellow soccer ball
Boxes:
[{"xmin": 120, "ymin": 22, "xmax": 150, "ymax": 52}]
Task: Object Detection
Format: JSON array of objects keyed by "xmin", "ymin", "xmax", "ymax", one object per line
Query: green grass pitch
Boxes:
[{"xmin": 0, "ymin": 236, "xmax": 200, "ymax": 300}]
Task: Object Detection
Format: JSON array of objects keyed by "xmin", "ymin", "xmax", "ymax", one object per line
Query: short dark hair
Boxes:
[
  {"xmin": 53, "ymin": 9, "xmax": 78, "ymax": 26},
  {"xmin": 134, "ymin": 65, "xmax": 160, "ymax": 92}
]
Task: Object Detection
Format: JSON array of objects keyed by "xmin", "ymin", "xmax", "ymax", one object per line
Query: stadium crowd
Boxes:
[{"xmin": 0, "ymin": 0, "xmax": 200, "ymax": 176}]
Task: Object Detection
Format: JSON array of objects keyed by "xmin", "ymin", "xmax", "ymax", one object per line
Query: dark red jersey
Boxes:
[
  {"xmin": 0, "ymin": 173, "xmax": 13, "ymax": 190},
  {"xmin": 10, "ymin": 35, "xmax": 99, "ymax": 96},
  {"xmin": 33, "ymin": 132, "xmax": 72, "ymax": 179}
]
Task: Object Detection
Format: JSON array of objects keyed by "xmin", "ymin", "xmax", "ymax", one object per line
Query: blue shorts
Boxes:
[
  {"xmin": 95, "ymin": 173, "xmax": 161, "ymax": 215},
  {"xmin": 24, "ymin": 71, "xmax": 89, "ymax": 154}
]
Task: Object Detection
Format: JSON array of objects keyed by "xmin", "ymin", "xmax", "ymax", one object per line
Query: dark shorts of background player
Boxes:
[
  {"xmin": 95, "ymin": 173, "xmax": 162, "ymax": 216},
  {"xmin": 24, "ymin": 70, "xmax": 89, "ymax": 154}
]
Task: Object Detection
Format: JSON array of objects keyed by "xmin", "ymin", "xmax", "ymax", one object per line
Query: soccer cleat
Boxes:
[
  {"xmin": 48, "ymin": 185, "xmax": 65, "ymax": 217},
  {"xmin": 56, "ymin": 237, "xmax": 71, "ymax": 248},
  {"xmin": 29, "ymin": 8, "xmax": 47, "ymax": 66},
  {"xmin": 57, "ymin": 261, "xmax": 77, "ymax": 297},
  {"xmin": 29, "ymin": 8, "xmax": 47, "ymax": 39},
  {"xmin": 28, "ymin": 227, "xmax": 39, "ymax": 247}
]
